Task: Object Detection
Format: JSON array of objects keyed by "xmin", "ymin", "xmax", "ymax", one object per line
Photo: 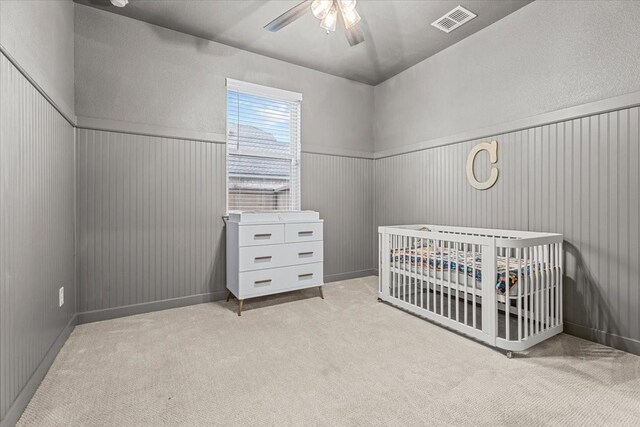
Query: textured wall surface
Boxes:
[
  {"xmin": 374, "ymin": 0, "xmax": 640, "ymax": 153},
  {"xmin": 74, "ymin": 4, "xmax": 373, "ymax": 157},
  {"xmin": 0, "ymin": 0, "xmax": 75, "ymax": 120},
  {"xmin": 375, "ymin": 107, "xmax": 640, "ymax": 354},
  {"xmin": 76, "ymin": 130, "xmax": 227, "ymax": 313},
  {"xmin": 0, "ymin": 53, "xmax": 76, "ymax": 422},
  {"xmin": 76, "ymin": 129, "xmax": 376, "ymax": 313},
  {"xmin": 302, "ymin": 153, "xmax": 375, "ymax": 279}
]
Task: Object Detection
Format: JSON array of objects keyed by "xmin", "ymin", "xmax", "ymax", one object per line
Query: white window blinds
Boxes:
[{"xmin": 226, "ymin": 79, "xmax": 302, "ymax": 213}]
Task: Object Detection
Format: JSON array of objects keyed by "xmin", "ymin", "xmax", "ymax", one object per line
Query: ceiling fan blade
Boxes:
[
  {"xmin": 344, "ymin": 23, "xmax": 364, "ymax": 47},
  {"xmin": 264, "ymin": 0, "xmax": 312, "ymax": 32}
]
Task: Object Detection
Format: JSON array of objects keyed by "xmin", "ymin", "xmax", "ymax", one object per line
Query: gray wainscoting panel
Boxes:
[
  {"xmin": 302, "ymin": 153, "xmax": 375, "ymax": 280},
  {"xmin": 0, "ymin": 53, "xmax": 76, "ymax": 422},
  {"xmin": 375, "ymin": 107, "xmax": 640, "ymax": 353},
  {"xmin": 76, "ymin": 129, "xmax": 227, "ymax": 313},
  {"xmin": 76, "ymin": 134, "xmax": 376, "ymax": 316}
]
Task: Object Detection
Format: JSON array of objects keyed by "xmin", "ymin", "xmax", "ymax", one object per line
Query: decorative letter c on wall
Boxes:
[{"xmin": 466, "ymin": 140, "xmax": 499, "ymax": 190}]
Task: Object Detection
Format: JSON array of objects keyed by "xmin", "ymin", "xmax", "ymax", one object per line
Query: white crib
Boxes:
[{"xmin": 378, "ymin": 225, "xmax": 563, "ymax": 356}]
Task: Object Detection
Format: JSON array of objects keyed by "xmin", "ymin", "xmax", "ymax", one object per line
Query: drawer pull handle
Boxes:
[
  {"xmin": 254, "ymin": 233, "xmax": 272, "ymax": 239},
  {"xmin": 254, "ymin": 256, "xmax": 273, "ymax": 262},
  {"xmin": 298, "ymin": 252, "xmax": 314, "ymax": 257},
  {"xmin": 298, "ymin": 273, "xmax": 314, "ymax": 280},
  {"xmin": 254, "ymin": 279, "xmax": 272, "ymax": 286},
  {"xmin": 298, "ymin": 231, "xmax": 313, "ymax": 237}
]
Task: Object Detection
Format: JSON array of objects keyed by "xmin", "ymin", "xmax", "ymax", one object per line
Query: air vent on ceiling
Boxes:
[{"xmin": 431, "ymin": 6, "xmax": 477, "ymax": 33}]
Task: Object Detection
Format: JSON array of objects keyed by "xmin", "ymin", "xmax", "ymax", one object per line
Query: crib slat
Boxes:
[
  {"xmin": 517, "ymin": 247, "xmax": 522, "ymax": 341},
  {"xmin": 535, "ymin": 245, "xmax": 540, "ymax": 334},
  {"xmin": 545, "ymin": 245, "xmax": 550, "ymax": 330},
  {"xmin": 525, "ymin": 246, "xmax": 531, "ymax": 339},
  {"xmin": 505, "ymin": 248, "xmax": 510, "ymax": 341},
  {"xmin": 393, "ymin": 235, "xmax": 400, "ymax": 298},
  {"xmin": 447, "ymin": 240, "xmax": 452, "ymax": 319},
  {"xmin": 402, "ymin": 235, "xmax": 407, "ymax": 302},
  {"xmin": 552, "ymin": 244, "xmax": 556, "ymax": 327},
  {"xmin": 412, "ymin": 236, "xmax": 416, "ymax": 305},
  {"xmin": 419, "ymin": 238, "xmax": 423, "ymax": 309},
  {"xmin": 464, "ymin": 243, "xmax": 468, "ymax": 326},
  {"xmin": 430, "ymin": 238, "xmax": 435, "ymax": 313},
  {"xmin": 530, "ymin": 246, "xmax": 535, "ymax": 335},
  {"xmin": 391, "ymin": 234, "xmax": 395, "ymax": 299},
  {"xmin": 559, "ymin": 241, "xmax": 563, "ymax": 325},
  {"xmin": 472, "ymin": 244, "xmax": 477, "ymax": 329},
  {"xmin": 400, "ymin": 234, "xmax": 405, "ymax": 302},
  {"xmin": 455, "ymin": 242, "xmax": 459, "ymax": 322},
  {"xmin": 554, "ymin": 243, "xmax": 560, "ymax": 326},
  {"xmin": 546, "ymin": 244, "xmax": 551, "ymax": 329},
  {"xmin": 530, "ymin": 245, "xmax": 534, "ymax": 335},
  {"xmin": 440, "ymin": 239, "xmax": 444, "ymax": 316}
]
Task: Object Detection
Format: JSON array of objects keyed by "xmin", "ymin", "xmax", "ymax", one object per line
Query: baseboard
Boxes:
[
  {"xmin": 76, "ymin": 290, "xmax": 229, "ymax": 324},
  {"xmin": 0, "ymin": 315, "xmax": 77, "ymax": 427},
  {"xmin": 76, "ymin": 271, "xmax": 377, "ymax": 324},
  {"xmin": 564, "ymin": 321, "xmax": 640, "ymax": 356},
  {"xmin": 324, "ymin": 269, "xmax": 376, "ymax": 283}
]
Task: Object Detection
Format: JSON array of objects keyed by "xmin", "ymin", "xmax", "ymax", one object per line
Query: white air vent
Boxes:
[{"xmin": 431, "ymin": 5, "xmax": 477, "ymax": 33}]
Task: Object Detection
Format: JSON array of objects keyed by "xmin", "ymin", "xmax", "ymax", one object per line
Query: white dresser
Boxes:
[{"xmin": 226, "ymin": 211, "xmax": 324, "ymax": 315}]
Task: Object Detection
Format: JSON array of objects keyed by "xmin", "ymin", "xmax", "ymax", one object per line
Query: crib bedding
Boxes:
[{"xmin": 391, "ymin": 247, "xmax": 553, "ymax": 296}]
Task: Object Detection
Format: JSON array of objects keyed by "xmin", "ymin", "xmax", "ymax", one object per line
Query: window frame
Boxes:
[{"xmin": 225, "ymin": 78, "xmax": 302, "ymax": 214}]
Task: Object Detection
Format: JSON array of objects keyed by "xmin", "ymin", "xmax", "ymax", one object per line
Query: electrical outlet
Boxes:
[{"xmin": 59, "ymin": 287, "xmax": 64, "ymax": 307}]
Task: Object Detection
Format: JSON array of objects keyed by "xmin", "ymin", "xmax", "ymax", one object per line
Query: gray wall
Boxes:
[
  {"xmin": 0, "ymin": 0, "xmax": 75, "ymax": 121},
  {"xmin": 374, "ymin": 0, "xmax": 640, "ymax": 155},
  {"xmin": 375, "ymin": 106, "xmax": 640, "ymax": 355},
  {"xmin": 74, "ymin": 4, "xmax": 373, "ymax": 158},
  {"xmin": 73, "ymin": 3, "xmax": 377, "ymax": 319},
  {"xmin": 0, "ymin": 53, "xmax": 76, "ymax": 425},
  {"xmin": 372, "ymin": 0, "xmax": 640, "ymax": 355},
  {"xmin": 302, "ymin": 153, "xmax": 375, "ymax": 281},
  {"xmin": 76, "ymin": 130, "xmax": 375, "ymax": 316}
]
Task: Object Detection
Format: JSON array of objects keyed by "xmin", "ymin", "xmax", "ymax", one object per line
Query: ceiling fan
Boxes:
[{"xmin": 264, "ymin": 0, "xmax": 364, "ymax": 47}]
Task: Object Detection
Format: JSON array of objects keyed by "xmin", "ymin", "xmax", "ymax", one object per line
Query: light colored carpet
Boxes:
[{"xmin": 18, "ymin": 276, "xmax": 640, "ymax": 426}]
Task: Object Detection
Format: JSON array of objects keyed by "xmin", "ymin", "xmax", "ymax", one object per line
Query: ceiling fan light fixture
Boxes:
[
  {"xmin": 319, "ymin": 4, "xmax": 338, "ymax": 32},
  {"xmin": 340, "ymin": 6, "xmax": 361, "ymax": 29},
  {"xmin": 338, "ymin": 0, "xmax": 357, "ymax": 11},
  {"xmin": 311, "ymin": 0, "xmax": 333, "ymax": 20},
  {"xmin": 110, "ymin": 0, "xmax": 128, "ymax": 7}
]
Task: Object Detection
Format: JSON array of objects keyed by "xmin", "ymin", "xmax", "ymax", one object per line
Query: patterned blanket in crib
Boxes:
[{"xmin": 391, "ymin": 247, "xmax": 541, "ymax": 295}]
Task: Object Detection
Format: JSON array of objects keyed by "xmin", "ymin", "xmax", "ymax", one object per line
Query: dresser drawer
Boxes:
[
  {"xmin": 239, "ymin": 224, "xmax": 284, "ymax": 247},
  {"xmin": 238, "ymin": 263, "xmax": 323, "ymax": 298},
  {"xmin": 239, "ymin": 241, "xmax": 324, "ymax": 272},
  {"xmin": 238, "ymin": 245, "xmax": 287, "ymax": 272},
  {"xmin": 285, "ymin": 222, "xmax": 323, "ymax": 243},
  {"xmin": 284, "ymin": 241, "xmax": 323, "ymax": 266}
]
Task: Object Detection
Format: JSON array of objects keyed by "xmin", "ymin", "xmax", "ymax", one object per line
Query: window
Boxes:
[{"xmin": 226, "ymin": 79, "xmax": 302, "ymax": 212}]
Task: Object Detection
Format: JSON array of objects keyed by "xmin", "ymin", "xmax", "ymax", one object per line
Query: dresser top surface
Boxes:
[{"xmin": 228, "ymin": 210, "xmax": 322, "ymax": 224}]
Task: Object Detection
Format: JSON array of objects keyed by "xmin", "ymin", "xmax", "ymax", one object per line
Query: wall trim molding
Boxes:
[
  {"xmin": 0, "ymin": 315, "xmax": 76, "ymax": 427},
  {"xmin": 0, "ymin": 46, "xmax": 76, "ymax": 127},
  {"xmin": 76, "ymin": 269, "xmax": 377, "ymax": 325},
  {"xmin": 76, "ymin": 117, "xmax": 375, "ymax": 159},
  {"xmin": 76, "ymin": 115, "xmax": 227, "ymax": 145},
  {"xmin": 324, "ymin": 269, "xmax": 377, "ymax": 283},
  {"xmin": 374, "ymin": 90, "xmax": 640, "ymax": 159},
  {"xmin": 76, "ymin": 116, "xmax": 373, "ymax": 160},
  {"xmin": 76, "ymin": 290, "xmax": 229, "ymax": 325},
  {"xmin": 563, "ymin": 322, "xmax": 640, "ymax": 357},
  {"xmin": 302, "ymin": 148, "xmax": 374, "ymax": 160}
]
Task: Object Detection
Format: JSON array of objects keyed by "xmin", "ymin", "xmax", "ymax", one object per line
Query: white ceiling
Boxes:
[{"xmin": 74, "ymin": 0, "xmax": 533, "ymax": 85}]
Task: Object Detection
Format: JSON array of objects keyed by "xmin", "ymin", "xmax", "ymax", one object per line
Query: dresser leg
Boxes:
[
  {"xmin": 237, "ymin": 299, "xmax": 244, "ymax": 316},
  {"xmin": 318, "ymin": 286, "xmax": 324, "ymax": 299},
  {"xmin": 226, "ymin": 290, "xmax": 232, "ymax": 302}
]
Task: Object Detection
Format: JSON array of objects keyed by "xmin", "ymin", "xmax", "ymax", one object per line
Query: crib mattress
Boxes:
[{"xmin": 391, "ymin": 247, "xmax": 555, "ymax": 296}]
